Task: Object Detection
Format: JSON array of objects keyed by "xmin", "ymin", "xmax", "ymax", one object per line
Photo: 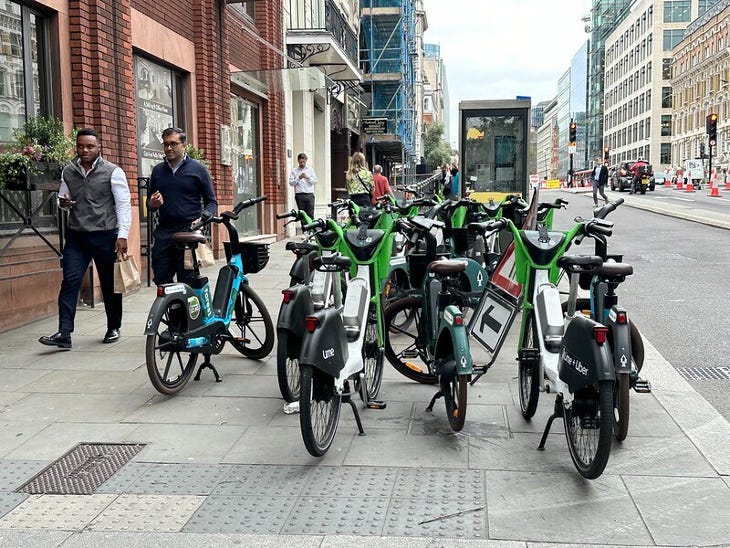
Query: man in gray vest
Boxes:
[{"xmin": 39, "ymin": 128, "xmax": 131, "ymax": 349}]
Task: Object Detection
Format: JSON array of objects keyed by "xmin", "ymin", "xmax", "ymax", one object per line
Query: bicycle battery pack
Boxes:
[
  {"xmin": 343, "ymin": 277, "xmax": 368, "ymax": 342},
  {"xmin": 212, "ymin": 265, "xmax": 237, "ymax": 318},
  {"xmin": 536, "ymin": 283, "xmax": 563, "ymax": 352}
]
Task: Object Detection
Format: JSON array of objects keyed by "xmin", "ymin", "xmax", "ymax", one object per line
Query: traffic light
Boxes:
[
  {"xmin": 700, "ymin": 142, "xmax": 706, "ymax": 159},
  {"xmin": 707, "ymin": 113, "xmax": 718, "ymax": 144},
  {"xmin": 603, "ymin": 147, "xmax": 610, "ymax": 162},
  {"xmin": 569, "ymin": 121, "xmax": 577, "ymax": 144}
]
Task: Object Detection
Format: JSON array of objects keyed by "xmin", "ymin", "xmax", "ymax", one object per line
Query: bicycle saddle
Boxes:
[
  {"xmin": 286, "ymin": 241, "xmax": 318, "ymax": 253},
  {"xmin": 427, "ymin": 258, "xmax": 467, "ymax": 275},
  {"xmin": 596, "ymin": 261, "xmax": 633, "ymax": 279},
  {"xmin": 172, "ymin": 231, "xmax": 207, "ymax": 246},
  {"xmin": 557, "ymin": 255, "xmax": 602, "ymax": 274}
]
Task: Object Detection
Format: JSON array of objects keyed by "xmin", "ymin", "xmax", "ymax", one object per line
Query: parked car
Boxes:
[{"xmin": 609, "ymin": 164, "xmax": 631, "ymax": 191}]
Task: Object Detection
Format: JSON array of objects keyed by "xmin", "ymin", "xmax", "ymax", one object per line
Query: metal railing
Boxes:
[{"xmin": 286, "ymin": 0, "xmax": 358, "ymax": 67}]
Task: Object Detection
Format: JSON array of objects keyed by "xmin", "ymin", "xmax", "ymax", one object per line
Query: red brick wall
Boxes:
[{"xmin": 131, "ymin": 0, "xmax": 196, "ymax": 38}]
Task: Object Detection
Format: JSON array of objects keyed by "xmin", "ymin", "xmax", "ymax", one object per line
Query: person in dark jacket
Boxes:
[
  {"xmin": 592, "ymin": 158, "xmax": 609, "ymax": 206},
  {"xmin": 148, "ymin": 128, "xmax": 217, "ymax": 285},
  {"xmin": 39, "ymin": 128, "xmax": 131, "ymax": 349}
]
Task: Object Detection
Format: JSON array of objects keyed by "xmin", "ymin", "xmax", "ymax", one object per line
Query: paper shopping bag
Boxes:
[
  {"xmin": 114, "ymin": 255, "xmax": 141, "ymax": 295},
  {"xmin": 184, "ymin": 241, "xmax": 215, "ymax": 269}
]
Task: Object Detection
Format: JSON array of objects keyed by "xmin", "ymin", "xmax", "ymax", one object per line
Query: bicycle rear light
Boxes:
[
  {"xmin": 592, "ymin": 326, "xmax": 608, "ymax": 344},
  {"xmin": 454, "ymin": 315, "xmax": 463, "ymax": 326},
  {"xmin": 304, "ymin": 316, "xmax": 319, "ymax": 333},
  {"xmin": 616, "ymin": 311, "xmax": 627, "ymax": 324},
  {"xmin": 281, "ymin": 289, "xmax": 293, "ymax": 304},
  {"xmin": 157, "ymin": 286, "xmax": 165, "ymax": 297}
]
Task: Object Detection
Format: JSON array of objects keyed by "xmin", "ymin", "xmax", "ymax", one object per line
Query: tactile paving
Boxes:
[
  {"xmin": 87, "ymin": 494, "xmax": 205, "ymax": 532},
  {"xmin": 183, "ymin": 494, "xmax": 295, "ymax": 534},
  {"xmin": 214, "ymin": 464, "xmax": 312, "ymax": 497},
  {"xmin": 0, "ymin": 494, "xmax": 116, "ymax": 530},
  {"xmin": 0, "ymin": 492, "xmax": 27, "ymax": 519},
  {"xmin": 384, "ymin": 497, "xmax": 485, "ymax": 538},
  {"xmin": 303, "ymin": 466, "xmax": 398, "ymax": 498},
  {"xmin": 393, "ymin": 468, "xmax": 485, "ymax": 500},
  {"xmin": 95, "ymin": 462, "xmax": 151, "ymax": 494},
  {"xmin": 16, "ymin": 443, "xmax": 145, "ymax": 495},
  {"xmin": 0, "ymin": 461, "xmax": 50, "ymax": 491},
  {"xmin": 123, "ymin": 463, "xmax": 232, "ymax": 495},
  {"xmin": 281, "ymin": 496, "xmax": 388, "ymax": 536}
]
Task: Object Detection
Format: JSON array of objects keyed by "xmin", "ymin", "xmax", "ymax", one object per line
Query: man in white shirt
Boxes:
[{"xmin": 288, "ymin": 153, "xmax": 318, "ymax": 220}]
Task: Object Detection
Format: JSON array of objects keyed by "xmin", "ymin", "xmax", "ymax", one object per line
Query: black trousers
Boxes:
[
  {"xmin": 294, "ymin": 193, "xmax": 315, "ymax": 220},
  {"xmin": 151, "ymin": 223, "xmax": 193, "ymax": 286},
  {"xmin": 349, "ymin": 193, "xmax": 371, "ymax": 208},
  {"xmin": 58, "ymin": 229, "xmax": 121, "ymax": 333}
]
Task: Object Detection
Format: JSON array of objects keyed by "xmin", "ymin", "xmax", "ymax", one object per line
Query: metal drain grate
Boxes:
[
  {"xmin": 678, "ymin": 366, "xmax": 730, "ymax": 381},
  {"xmin": 15, "ymin": 443, "xmax": 145, "ymax": 495}
]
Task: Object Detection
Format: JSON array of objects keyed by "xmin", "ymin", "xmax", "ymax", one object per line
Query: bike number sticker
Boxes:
[{"xmin": 469, "ymin": 287, "xmax": 518, "ymax": 358}]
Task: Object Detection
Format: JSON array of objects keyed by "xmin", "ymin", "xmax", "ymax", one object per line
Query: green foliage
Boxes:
[
  {"xmin": 185, "ymin": 143, "xmax": 211, "ymax": 171},
  {"xmin": 0, "ymin": 116, "xmax": 75, "ymax": 189},
  {"xmin": 423, "ymin": 123, "xmax": 454, "ymax": 170}
]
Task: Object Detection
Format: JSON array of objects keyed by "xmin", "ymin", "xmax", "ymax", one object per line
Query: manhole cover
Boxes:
[
  {"xmin": 15, "ymin": 443, "xmax": 145, "ymax": 495},
  {"xmin": 678, "ymin": 367, "xmax": 730, "ymax": 381}
]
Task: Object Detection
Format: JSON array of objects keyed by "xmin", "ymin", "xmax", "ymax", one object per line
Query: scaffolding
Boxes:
[{"xmin": 360, "ymin": 0, "xmax": 418, "ymax": 166}]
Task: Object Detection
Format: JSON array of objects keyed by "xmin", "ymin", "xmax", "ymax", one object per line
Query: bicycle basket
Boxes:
[{"xmin": 223, "ymin": 241, "xmax": 270, "ymax": 273}]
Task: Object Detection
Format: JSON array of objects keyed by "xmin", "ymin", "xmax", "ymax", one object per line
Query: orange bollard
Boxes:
[{"xmin": 664, "ymin": 177, "xmax": 672, "ymax": 188}]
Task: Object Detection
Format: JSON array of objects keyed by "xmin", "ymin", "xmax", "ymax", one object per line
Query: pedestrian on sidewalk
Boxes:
[
  {"xmin": 592, "ymin": 158, "xmax": 609, "ymax": 207},
  {"xmin": 148, "ymin": 128, "xmax": 218, "ymax": 285},
  {"xmin": 346, "ymin": 151, "xmax": 374, "ymax": 209},
  {"xmin": 39, "ymin": 128, "xmax": 131, "ymax": 349},
  {"xmin": 371, "ymin": 164, "xmax": 392, "ymax": 204},
  {"xmin": 446, "ymin": 162, "xmax": 460, "ymax": 198},
  {"xmin": 288, "ymin": 152, "xmax": 317, "ymax": 220},
  {"xmin": 437, "ymin": 162, "xmax": 451, "ymax": 195}
]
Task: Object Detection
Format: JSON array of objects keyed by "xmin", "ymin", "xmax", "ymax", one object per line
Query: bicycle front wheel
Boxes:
[
  {"xmin": 518, "ymin": 310, "xmax": 540, "ymax": 419},
  {"xmin": 441, "ymin": 361, "xmax": 468, "ymax": 431},
  {"xmin": 383, "ymin": 296, "xmax": 437, "ymax": 385},
  {"xmin": 361, "ymin": 303, "xmax": 384, "ymax": 399},
  {"xmin": 300, "ymin": 365, "xmax": 341, "ymax": 457},
  {"xmin": 228, "ymin": 283, "xmax": 274, "ymax": 359},
  {"xmin": 145, "ymin": 301, "xmax": 198, "ymax": 395},
  {"xmin": 564, "ymin": 380, "xmax": 614, "ymax": 479},
  {"xmin": 276, "ymin": 331, "xmax": 300, "ymax": 403}
]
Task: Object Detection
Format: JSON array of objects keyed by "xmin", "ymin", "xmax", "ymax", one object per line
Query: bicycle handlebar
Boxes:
[
  {"xmin": 276, "ymin": 209, "xmax": 297, "ymax": 220},
  {"xmin": 593, "ymin": 198, "xmax": 624, "ymax": 220},
  {"xmin": 303, "ymin": 218, "xmax": 328, "ymax": 232}
]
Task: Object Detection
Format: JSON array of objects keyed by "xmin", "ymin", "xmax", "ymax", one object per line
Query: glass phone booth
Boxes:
[{"xmin": 459, "ymin": 99, "xmax": 530, "ymax": 201}]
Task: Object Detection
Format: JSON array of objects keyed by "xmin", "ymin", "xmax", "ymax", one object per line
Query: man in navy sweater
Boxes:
[{"xmin": 148, "ymin": 128, "xmax": 218, "ymax": 285}]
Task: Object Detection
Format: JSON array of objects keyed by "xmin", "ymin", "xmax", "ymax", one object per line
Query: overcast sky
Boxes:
[{"xmin": 422, "ymin": 0, "xmax": 592, "ymax": 145}]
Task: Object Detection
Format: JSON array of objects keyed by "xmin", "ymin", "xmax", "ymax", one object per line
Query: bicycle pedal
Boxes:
[
  {"xmin": 229, "ymin": 336, "xmax": 250, "ymax": 344},
  {"xmin": 401, "ymin": 350, "xmax": 419, "ymax": 359},
  {"xmin": 366, "ymin": 400, "xmax": 386, "ymax": 410},
  {"xmin": 633, "ymin": 378, "xmax": 652, "ymax": 393}
]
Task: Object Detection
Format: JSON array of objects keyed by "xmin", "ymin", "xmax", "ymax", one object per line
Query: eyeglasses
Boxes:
[{"xmin": 163, "ymin": 141, "xmax": 182, "ymax": 148}]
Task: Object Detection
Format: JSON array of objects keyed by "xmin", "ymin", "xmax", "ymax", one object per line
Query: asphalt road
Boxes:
[{"xmin": 556, "ymin": 191, "xmax": 730, "ymax": 421}]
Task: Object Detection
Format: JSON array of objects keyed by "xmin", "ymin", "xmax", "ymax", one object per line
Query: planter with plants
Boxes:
[{"xmin": 0, "ymin": 116, "xmax": 75, "ymax": 192}]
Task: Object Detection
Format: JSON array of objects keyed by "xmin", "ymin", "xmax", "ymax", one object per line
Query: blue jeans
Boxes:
[{"xmin": 58, "ymin": 229, "xmax": 121, "ymax": 333}]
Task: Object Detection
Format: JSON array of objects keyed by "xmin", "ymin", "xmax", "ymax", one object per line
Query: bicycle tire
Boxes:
[
  {"xmin": 441, "ymin": 362, "xmax": 468, "ymax": 431},
  {"xmin": 613, "ymin": 373, "xmax": 630, "ymax": 442},
  {"xmin": 518, "ymin": 310, "xmax": 540, "ymax": 419},
  {"xmin": 383, "ymin": 296, "xmax": 438, "ymax": 385},
  {"xmin": 299, "ymin": 365, "xmax": 341, "ymax": 457},
  {"xmin": 384, "ymin": 271, "xmax": 415, "ymax": 332},
  {"xmin": 276, "ymin": 332, "xmax": 300, "ymax": 403},
  {"xmin": 362, "ymin": 303, "xmax": 384, "ymax": 399},
  {"xmin": 564, "ymin": 380, "xmax": 614, "ymax": 479},
  {"xmin": 145, "ymin": 301, "xmax": 198, "ymax": 395},
  {"xmin": 228, "ymin": 283, "xmax": 275, "ymax": 359}
]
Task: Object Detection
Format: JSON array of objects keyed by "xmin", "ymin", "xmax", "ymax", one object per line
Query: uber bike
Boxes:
[
  {"xmin": 485, "ymin": 215, "xmax": 617, "ymax": 479},
  {"xmin": 144, "ymin": 197, "xmax": 275, "ymax": 395}
]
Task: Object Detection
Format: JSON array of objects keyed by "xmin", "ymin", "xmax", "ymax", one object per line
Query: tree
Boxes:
[{"xmin": 423, "ymin": 122, "xmax": 454, "ymax": 170}]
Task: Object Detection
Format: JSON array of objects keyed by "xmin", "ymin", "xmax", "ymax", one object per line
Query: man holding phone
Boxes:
[{"xmin": 39, "ymin": 128, "xmax": 131, "ymax": 349}]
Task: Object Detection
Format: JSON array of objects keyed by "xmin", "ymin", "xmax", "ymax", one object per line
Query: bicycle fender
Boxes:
[
  {"xmin": 143, "ymin": 284, "xmax": 203, "ymax": 335},
  {"xmin": 559, "ymin": 314, "xmax": 614, "ymax": 392},
  {"xmin": 607, "ymin": 306, "xmax": 632, "ymax": 374},
  {"xmin": 299, "ymin": 307, "xmax": 347, "ymax": 378},
  {"xmin": 436, "ymin": 305, "xmax": 473, "ymax": 375},
  {"xmin": 276, "ymin": 284, "xmax": 314, "ymax": 338},
  {"xmin": 288, "ymin": 251, "xmax": 315, "ymax": 283},
  {"xmin": 463, "ymin": 259, "xmax": 488, "ymax": 294}
]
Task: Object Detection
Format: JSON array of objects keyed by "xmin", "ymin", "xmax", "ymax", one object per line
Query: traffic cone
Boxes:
[
  {"xmin": 664, "ymin": 177, "xmax": 671, "ymax": 188},
  {"xmin": 709, "ymin": 171, "xmax": 722, "ymax": 197},
  {"xmin": 685, "ymin": 181, "xmax": 695, "ymax": 192},
  {"xmin": 676, "ymin": 178, "xmax": 684, "ymax": 190}
]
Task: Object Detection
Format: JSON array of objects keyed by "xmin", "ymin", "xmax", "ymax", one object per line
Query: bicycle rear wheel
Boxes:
[
  {"xmin": 383, "ymin": 296, "xmax": 437, "ymax": 384},
  {"xmin": 440, "ymin": 360, "xmax": 468, "ymax": 431},
  {"xmin": 228, "ymin": 284, "xmax": 274, "ymax": 359},
  {"xmin": 145, "ymin": 301, "xmax": 198, "ymax": 395},
  {"xmin": 518, "ymin": 310, "xmax": 540, "ymax": 419},
  {"xmin": 299, "ymin": 365, "xmax": 341, "ymax": 457},
  {"xmin": 613, "ymin": 373, "xmax": 630, "ymax": 441},
  {"xmin": 564, "ymin": 380, "xmax": 614, "ymax": 479}
]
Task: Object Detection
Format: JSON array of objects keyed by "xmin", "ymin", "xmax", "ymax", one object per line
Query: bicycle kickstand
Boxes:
[
  {"xmin": 426, "ymin": 390, "xmax": 443, "ymax": 412},
  {"xmin": 538, "ymin": 399, "xmax": 563, "ymax": 450},
  {"xmin": 343, "ymin": 395, "xmax": 366, "ymax": 436},
  {"xmin": 194, "ymin": 354, "xmax": 222, "ymax": 383}
]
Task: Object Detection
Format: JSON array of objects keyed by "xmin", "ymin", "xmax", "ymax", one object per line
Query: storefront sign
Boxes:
[{"xmin": 362, "ymin": 117, "xmax": 388, "ymax": 134}]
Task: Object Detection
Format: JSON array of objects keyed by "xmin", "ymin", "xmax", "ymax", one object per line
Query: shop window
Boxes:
[{"xmin": 231, "ymin": 94, "xmax": 261, "ymax": 236}]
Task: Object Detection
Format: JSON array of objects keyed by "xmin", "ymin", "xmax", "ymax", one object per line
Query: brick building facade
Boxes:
[{"xmin": 0, "ymin": 0, "xmax": 287, "ymax": 332}]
